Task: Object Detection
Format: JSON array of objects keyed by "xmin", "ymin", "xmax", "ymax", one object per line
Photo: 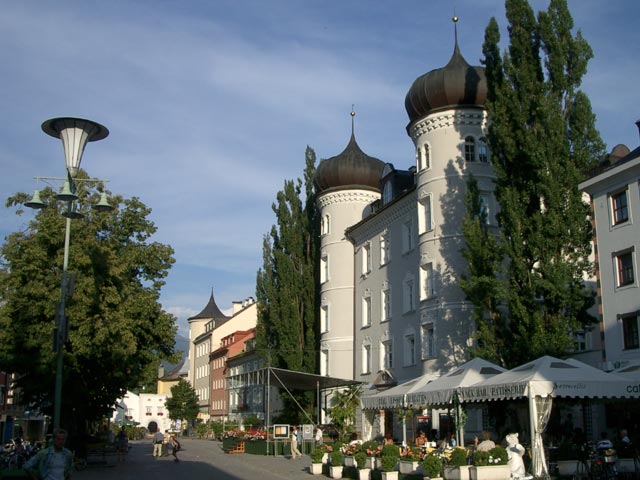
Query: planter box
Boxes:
[
  {"xmin": 617, "ymin": 458, "xmax": 638, "ymax": 473},
  {"xmin": 365, "ymin": 457, "xmax": 376, "ymax": 470},
  {"xmin": 344, "ymin": 456, "xmax": 356, "ymax": 467},
  {"xmin": 399, "ymin": 460, "xmax": 421, "ymax": 475},
  {"xmin": 358, "ymin": 468, "xmax": 371, "ymax": 480},
  {"xmin": 309, "ymin": 463, "xmax": 323, "ymax": 475},
  {"xmin": 381, "ymin": 472, "xmax": 399, "ymax": 480},
  {"xmin": 330, "ymin": 465, "xmax": 343, "ymax": 479},
  {"xmin": 556, "ymin": 460, "xmax": 580, "ymax": 476},
  {"xmin": 443, "ymin": 465, "xmax": 471, "ymax": 480},
  {"xmin": 469, "ymin": 465, "xmax": 511, "ymax": 480}
]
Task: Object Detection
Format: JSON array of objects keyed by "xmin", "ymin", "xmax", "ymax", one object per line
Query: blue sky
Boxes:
[{"xmin": 1, "ymin": 1, "xmax": 638, "ymax": 337}]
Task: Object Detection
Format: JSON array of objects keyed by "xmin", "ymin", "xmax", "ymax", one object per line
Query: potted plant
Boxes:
[
  {"xmin": 423, "ymin": 452, "xmax": 444, "ymax": 480},
  {"xmin": 362, "ymin": 441, "xmax": 380, "ymax": 469},
  {"xmin": 355, "ymin": 451, "xmax": 370, "ymax": 480},
  {"xmin": 310, "ymin": 448, "xmax": 324, "ymax": 475},
  {"xmin": 342, "ymin": 443, "xmax": 359, "ymax": 467},
  {"xmin": 470, "ymin": 446, "xmax": 510, "ymax": 480},
  {"xmin": 330, "ymin": 450, "xmax": 344, "ymax": 479},
  {"xmin": 444, "ymin": 447, "xmax": 470, "ymax": 480},
  {"xmin": 399, "ymin": 446, "xmax": 423, "ymax": 474},
  {"xmin": 380, "ymin": 455, "xmax": 399, "ymax": 480}
]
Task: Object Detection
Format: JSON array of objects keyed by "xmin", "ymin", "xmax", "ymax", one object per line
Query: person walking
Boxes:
[
  {"xmin": 116, "ymin": 427, "xmax": 128, "ymax": 462},
  {"xmin": 168, "ymin": 434, "xmax": 181, "ymax": 462},
  {"xmin": 290, "ymin": 425, "xmax": 302, "ymax": 460},
  {"xmin": 23, "ymin": 428, "xmax": 73, "ymax": 480},
  {"xmin": 152, "ymin": 430, "xmax": 164, "ymax": 458}
]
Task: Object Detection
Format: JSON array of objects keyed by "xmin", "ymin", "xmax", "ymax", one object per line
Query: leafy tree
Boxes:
[
  {"xmin": 463, "ymin": 0, "xmax": 605, "ymax": 367},
  {"xmin": 255, "ymin": 147, "xmax": 319, "ymax": 423},
  {"xmin": 165, "ymin": 379, "xmax": 199, "ymax": 423},
  {"xmin": 326, "ymin": 385, "xmax": 362, "ymax": 440},
  {"xmin": 0, "ymin": 172, "xmax": 177, "ymax": 432}
]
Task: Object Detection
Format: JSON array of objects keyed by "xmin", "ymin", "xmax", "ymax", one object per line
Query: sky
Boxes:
[{"xmin": 1, "ymin": 0, "xmax": 639, "ymax": 338}]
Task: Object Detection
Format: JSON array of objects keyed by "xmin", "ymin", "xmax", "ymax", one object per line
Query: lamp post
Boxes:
[{"xmin": 25, "ymin": 117, "xmax": 110, "ymax": 431}]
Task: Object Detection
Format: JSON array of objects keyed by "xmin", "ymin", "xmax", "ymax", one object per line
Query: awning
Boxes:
[{"xmin": 262, "ymin": 367, "xmax": 361, "ymax": 391}]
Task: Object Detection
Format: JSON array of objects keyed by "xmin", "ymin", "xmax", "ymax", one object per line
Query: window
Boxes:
[
  {"xmin": 611, "ymin": 190, "xmax": 629, "ymax": 225},
  {"xmin": 383, "ymin": 181, "xmax": 393, "ymax": 205},
  {"xmin": 381, "ymin": 288, "xmax": 392, "ymax": 322},
  {"xmin": 320, "ymin": 349, "xmax": 329, "ymax": 376},
  {"xmin": 478, "ymin": 137, "xmax": 489, "ymax": 163},
  {"xmin": 362, "ymin": 243, "xmax": 372, "ymax": 275},
  {"xmin": 572, "ymin": 330, "xmax": 588, "ymax": 352},
  {"xmin": 404, "ymin": 334, "xmax": 416, "ymax": 366},
  {"xmin": 420, "ymin": 263, "xmax": 435, "ymax": 300},
  {"xmin": 320, "ymin": 254, "xmax": 329, "ymax": 283},
  {"xmin": 321, "ymin": 214, "xmax": 331, "ymax": 235},
  {"xmin": 621, "ymin": 314, "xmax": 639, "ymax": 350},
  {"xmin": 424, "ymin": 144, "xmax": 431, "ymax": 170},
  {"xmin": 403, "ymin": 276, "xmax": 415, "ymax": 313},
  {"xmin": 464, "ymin": 136, "xmax": 476, "ymax": 162},
  {"xmin": 616, "ymin": 251, "xmax": 635, "ymax": 287},
  {"xmin": 421, "ymin": 324, "xmax": 435, "ymax": 359},
  {"xmin": 362, "ymin": 344, "xmax": 371, "ymax": 374},
  {"xmin": 479, "ymin": 194, "xmax": 490, "ymax": 224},
  {"xmin": 419, "ymin": 195, "xmax": 433, "ymax": 234},
  {"xmin": 380, "ymin": 234, "xmax": 390, "ymax": 265},
  {"xmin": 417, "ymin": 144, "xmax": 431, "ymax": 171},
  {"xmin": 416, "ymin": 146, "xmax": 422, "ymax": 171},
  {"xmin": 320, "ymin": 304, "xmax": 329, "ymax": 333},
  {"xmin": 402, "ymin": 220, "xmax": 414, "ymax": 253},
  {"xmin": 362, "ymin": 293, "xmax": 372, "ymax": 327},
  {"xmin": 381, "ymin": 340, "xmax": 393, "ymax": 369}
]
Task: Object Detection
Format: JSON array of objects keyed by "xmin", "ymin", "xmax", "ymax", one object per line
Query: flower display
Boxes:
[{"xmin": 473, "ymin": 446, "xmax": 508, "ymax": 466}]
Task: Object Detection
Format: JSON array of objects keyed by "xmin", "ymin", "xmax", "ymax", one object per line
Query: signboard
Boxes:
[
  {"xmin": 302, "ymin": 424, "xmax": 314, "ymax": 440},
  {"xmin": 273, "ymin": 424, "xmax": 290, "ymax": 439}
]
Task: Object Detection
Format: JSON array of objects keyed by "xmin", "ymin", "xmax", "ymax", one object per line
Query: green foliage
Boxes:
[
  {"xmin": 449, "ymin": 448, "xmax": 469, "ymax": 467},
  {"xmin": 380, "ymin": 455, "xmax": 398, "ymax": 472},
  {"xmin": 326, "ymin": 385, "xmax": 362, "ymax": 440},
  {"xmin": 463, "ymin": 0, "xmax": 604, "ymax": 367},
  {"xmin": 242, "ymin": 415, "xmax": 262, "ymax": 428},
  {"xmin": 311, "ymin": 447, "xmax": 325, "ymax": 463},
  {"xmin": 331, "ymin": 449, "xmax": 344, "ymax": 467},
  {"xmin": 0, "ymin": 172, "xmax": 177, "ymax": 431},
  {"xmin": 381, "ymin": 444, "xmax": 400, "ymax": 458},
  {"xmin": 473, "ymin": 446, "xmax": 508, "ymax": 466},
  {"xmin": 354, "ymin": 451, "xmax": 367, "ymax": 469},
  {"xmin": 255, "ymin": 147, "xmax": 319, "ymax": 419},
  {"xmin": 195, "ymin": 422, "xmax": 210, "ymax": 439},
  {"xmin": 423, "ymin": 454, "xmax": 444, "ymax": 477},
  {"xmin": 165, "ymin": 379, "xmax": 199, "ymax": 422}
]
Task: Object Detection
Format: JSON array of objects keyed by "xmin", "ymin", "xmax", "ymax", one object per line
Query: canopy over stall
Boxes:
[
  {"xmin": 361, "ymin": 374, "xmax": 438, "ymax": 410},
  {"xmin": 458, "ymin": 356, "xmax": 640, "ymax": 478}
]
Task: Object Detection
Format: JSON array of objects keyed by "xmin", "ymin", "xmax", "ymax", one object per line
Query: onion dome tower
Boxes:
[
  {"xmin": 314, "ymin": 111, "xmax": 384, "ymax": 382},
  {"xmin": 403, "ymin": 17, "xmax": 494, "ymax": 364}
]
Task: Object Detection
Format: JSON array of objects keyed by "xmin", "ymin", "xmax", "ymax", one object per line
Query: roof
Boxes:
[{"xmin": 188, "ymin": 291, "xmax": 229, "ymax": 322}]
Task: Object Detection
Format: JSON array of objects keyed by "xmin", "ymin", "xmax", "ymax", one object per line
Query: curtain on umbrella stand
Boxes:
[{"xmin": 529, "ymin": 395, "xmax": 552, "ymax": 478}]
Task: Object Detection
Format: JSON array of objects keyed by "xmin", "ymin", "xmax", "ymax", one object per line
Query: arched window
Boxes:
[{"xmin": 464, "ymin": 136, "xmax": 476, "ymax": 162}]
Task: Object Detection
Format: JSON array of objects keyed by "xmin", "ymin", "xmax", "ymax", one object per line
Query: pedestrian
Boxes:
[
  {"xmin": 152, "ymin": 429, "xmax": 164, "ymax": 458},
  {"xmin": 116, "ymin": 427, "xmax": 128, "ymax": 462},
  {"xmin": 290, "ymin": 425, "xmax": 302, "ymax": 459},
  {"xmin": 23, "ymin": 428, "xmax": 73, "ymax": 480},
  {"xmin": 168, "ymin": 434, "xmax": 181, "ymax": 462}
]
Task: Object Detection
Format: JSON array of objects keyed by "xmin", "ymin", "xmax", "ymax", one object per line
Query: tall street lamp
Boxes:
[{"xmin": 25, "ymin": 117, "xmax": 110, "ymax": 431}]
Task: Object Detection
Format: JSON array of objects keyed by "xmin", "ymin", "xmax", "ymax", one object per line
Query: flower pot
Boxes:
[
  {"xmin": 618, "ymin": 458, "xmax": 637, "ymax": 473},
  {"xmin": 425, "ymin": 477, "xmax": 444, "ymax": 480},
  {"xmin": 399, "ymin": 460, "xmax": 421, "ymax": 474},
  {"xmin": 365, "ymin": 457, "xmax": 376, "ymax": 470},
  {"xmin": 469, "ymin": 465, "xmax": 511, "ymax": 480},
  {"xmin": 344, "ymin": 456, "xmax": 356, "ymax": 467},
  {"xmin": 443, "ymin": 465, "xmax": 471, "ymax": 480},
  {"xmin": 309, "ymin": 463, "xmax": 323, "ymax": 475},
  {"xmin": 556, "ymin": 460, "xmax": 580, "ymax": 476},
  {"xmin": 358, "ymin": 468, "xmax": 371, "ymax": 480},
  {"xmin": 381, "ymin": 472, "xmax": 399, "ymax": 480},
  {"xmin": 330, "ymin": 465, "xmax": 343, "ymax": 479}
]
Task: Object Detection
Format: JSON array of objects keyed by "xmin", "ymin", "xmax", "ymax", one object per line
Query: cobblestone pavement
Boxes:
[{"xmin": 73, "ymin": 438, "xmax": 314, "ymax": 480}]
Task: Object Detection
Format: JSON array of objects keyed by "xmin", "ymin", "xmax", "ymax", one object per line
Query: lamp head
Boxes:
[
  {"xmin": 25, "ymin": 189, "xmax": 46, "ymax": 209},
  {"xmin": 42, "ymin": 117, "xmax": 109, "ymax": 178}
]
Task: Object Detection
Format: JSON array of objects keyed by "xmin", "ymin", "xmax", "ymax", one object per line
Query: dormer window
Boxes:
[{"xmin": 383, "ymin": 180, "xmax": 392, "ymax": 205}]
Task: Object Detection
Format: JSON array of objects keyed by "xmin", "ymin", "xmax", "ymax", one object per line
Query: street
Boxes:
[{"xmin": 74, "ymin": 438, "xmax": 313, "ymax": 480}]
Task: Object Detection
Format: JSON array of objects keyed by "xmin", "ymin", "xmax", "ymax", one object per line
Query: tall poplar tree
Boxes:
[
  {"xmin": 463, "ymin": 0, "xmax": 605, "ymax": 367},
  {"xmin": 256, "ymin": 147, "xmax": 319, "ymax": 375}
]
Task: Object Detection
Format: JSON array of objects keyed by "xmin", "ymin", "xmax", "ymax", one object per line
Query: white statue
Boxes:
[{"xmin": 505, "ymin": 433, "xmax": 526, "ymax": 479}]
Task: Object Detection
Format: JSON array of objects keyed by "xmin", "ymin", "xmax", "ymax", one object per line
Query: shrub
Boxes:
[
  {"xmin": 331, "ymin": 450, "xmax": 344, "ymax": 467},
  {"xmin": 473, "ymin": 446, "xmax": 508, "ymax": 466},
  {"xmin": 381, "ymin": 444, "xmax": 401, "ymax": 458},
  {"xmin": 449, "ymin": 447, "xmax": 469, "ymax": 467},
  {"xmin": 380, "ymin": 455, "xmax": 398, "ymax": 472},
  {"xmin": 354, "ymin": 452, "xmax": 367, "ymax": 469},
  {"xmin": 423, "ymin": 454, "xmax": 444, "ymax": 478},
  {"xmin": 311, "ymin": 448, "xmax": 325, "ymax": 463}
]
